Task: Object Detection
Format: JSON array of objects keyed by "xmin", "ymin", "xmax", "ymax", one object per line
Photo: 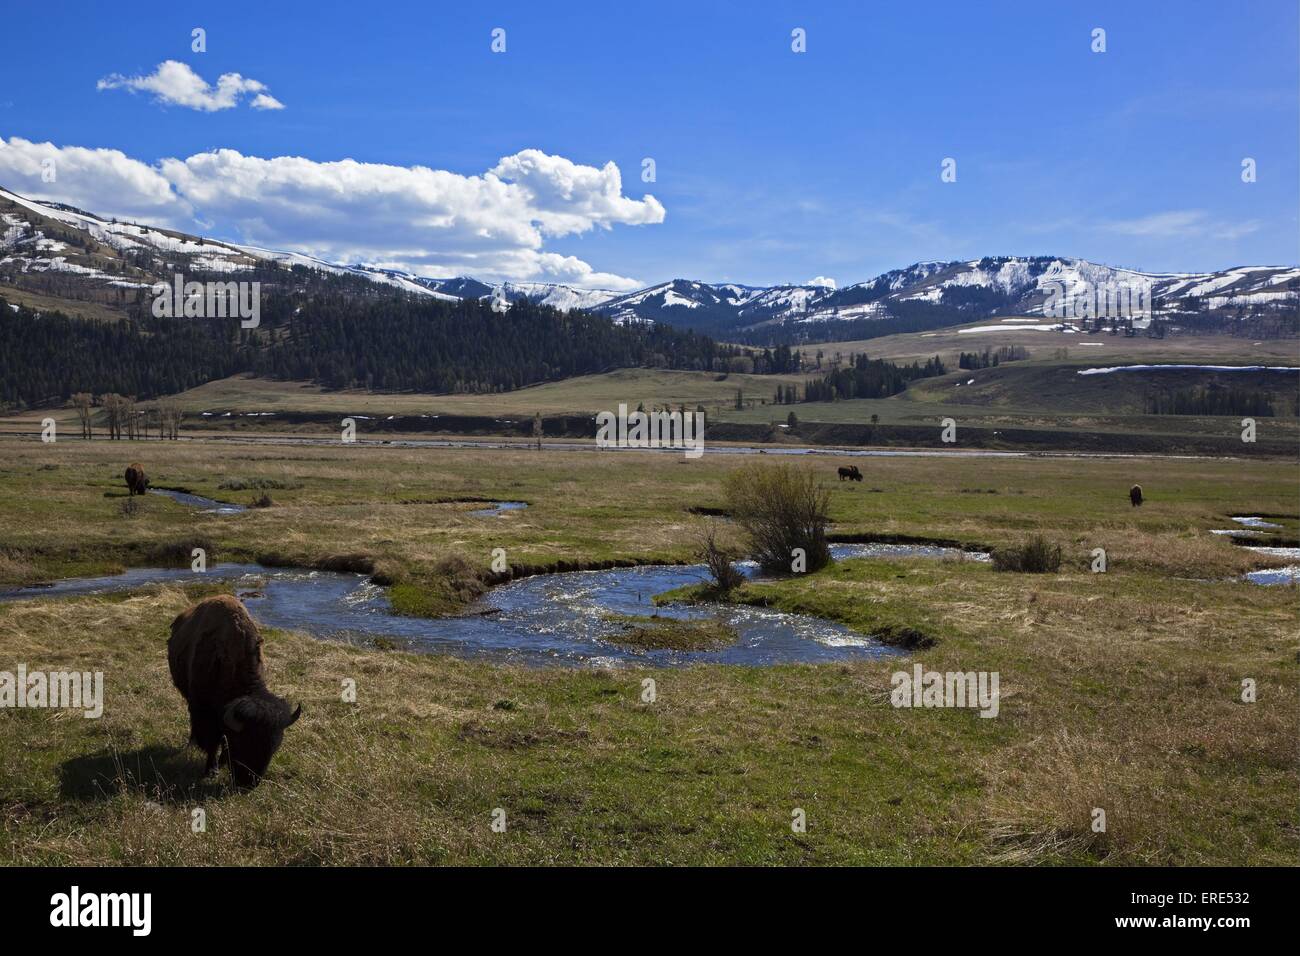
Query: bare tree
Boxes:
[
  {"xmin": 696, "ymin": 519, "xmax": 744, "ymax": 593},
  {"xmin": 71, "ymin": 393, "xmax": 93, "ymax": 439},
  {"xmin": 100, "ymin": 394, "xmax": 125, "ymax": 439},
  {"xmin": 122, "ymin": 397, "xmax": 140, "ymax": 440},
  {"xmin": 158, "ymin": 400, "xmax": 183, "ymax": 439}
]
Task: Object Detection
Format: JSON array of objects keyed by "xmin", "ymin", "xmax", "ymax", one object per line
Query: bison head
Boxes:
[{"xmin": 222, "ymin": 694, "xmax": 302, "ymax": 787}]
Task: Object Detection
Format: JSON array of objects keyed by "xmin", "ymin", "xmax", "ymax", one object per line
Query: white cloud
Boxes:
[
  {"xmin": 804, "ymin": 275, "xmax": 836, "ymax": 289},
  {"xmin": 0, "ymin": 138, "xmax": 661, "ymax": 288},
  {"xmin": 490, "ymin": 151, "xmax": 665, "ymax": 236},
  {"xmin": 0, "ymin": 136, "xmax": 188, "ymax": 225},
  {"xmin": 249, "ymin": 93, "xmax": 285, "ymax": 111},
  {"xmin": 97, "ymin": 61, "xmax": 284, "ymax": 112},
  {"xmin": 1210, "ymin": 220, "xmax": 1263, "ymax": 241},
  {"xmin": 1104, "ymin": 209, "xmax": 1260, "ymax": 241}
]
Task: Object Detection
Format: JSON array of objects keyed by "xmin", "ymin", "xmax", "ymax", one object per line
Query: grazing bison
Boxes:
[
  {"xmin": 837, "ymin": 465, "xmax": 863, "ymax": 482},
  {"xmin": 168, "ymin": 595, "xmax": 302, "ymax": 787},
  {"xmin": 124, "ymin": 462, "xmax": 148, "ymax": 496},
  {"xmin": 1130, "ymin": 484, "xmax": 1144, "ymax": 508}
]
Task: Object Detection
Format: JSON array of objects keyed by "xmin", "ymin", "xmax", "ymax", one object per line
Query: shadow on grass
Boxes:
[{"xmin": 58, "ymin": 745, "xmax": 229, "ymax": 803}]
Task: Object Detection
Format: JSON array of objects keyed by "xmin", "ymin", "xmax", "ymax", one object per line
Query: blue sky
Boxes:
[{"xmin": 1, "ymin": 0, "xmax": 1295, "ymax": 288}]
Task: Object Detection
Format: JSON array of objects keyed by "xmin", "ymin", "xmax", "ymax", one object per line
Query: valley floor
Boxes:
[{"xmin": 0, "ymin": 436, "xmax": 1296, "ymax": 864}]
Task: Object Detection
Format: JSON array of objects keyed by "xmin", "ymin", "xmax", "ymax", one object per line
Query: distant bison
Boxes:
[
  {"xmin": 838, "ymin": 465, "xmax": 863, "ymax": 482},
  {"xmin": 124, "ymin": 462, "xmax": 148, "ymax": 496},
  {"xmin": 1130, "ymin": 484, "xmax": 1143, "ymax": 508},
  {"xmin": 168, "ymin": 595, "xmax": 301, "ymax": 787}
]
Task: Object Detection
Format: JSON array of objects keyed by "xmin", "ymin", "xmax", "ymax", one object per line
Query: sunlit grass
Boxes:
[{"xmin": 0, "ymin": 436, "xmax": 1295, "ymax": 864}]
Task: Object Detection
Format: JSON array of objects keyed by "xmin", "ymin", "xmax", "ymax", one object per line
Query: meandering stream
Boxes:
[
  {"xmin": 4, "ymin": 505, "xmax": 1291, "ymax": 665},
  {"xmin": 149, "ymin": 488, "xmax": 246, "ymax": 514},
  {"xmin": 0, "ymin": 543, "xmax": 986, "ymax": 667}
]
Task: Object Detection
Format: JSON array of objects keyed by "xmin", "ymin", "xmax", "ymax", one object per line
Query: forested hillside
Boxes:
[{"xmin": 0, "ymin": 287, "xmax": 729, "ymax": 407}]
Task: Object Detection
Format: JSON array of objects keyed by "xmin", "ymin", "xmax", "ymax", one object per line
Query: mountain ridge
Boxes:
[{"xmin": 3, "ymin": 185, "xmax": 1296, "ymax": 343}]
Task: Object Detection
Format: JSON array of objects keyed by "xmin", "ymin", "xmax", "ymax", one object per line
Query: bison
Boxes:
[
  {"xmin": 1130, "ymin": 484, "xmax": 1143, "ymax": 508},
  {"xmin": 168, "ymin": 595, "xmax": 302, "ymax": 787},
  {"xmin": 124, "ymin": 462, "xmax": 148, "ymax": 496},
  {"xmin": 837, "ymin": 465, "xmax": 863, "ymax": 482}
]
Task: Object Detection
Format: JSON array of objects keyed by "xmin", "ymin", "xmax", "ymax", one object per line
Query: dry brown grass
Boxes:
[{"xmin": 0, "ymin": 435, "xmax": 1295, "ymax": 865}]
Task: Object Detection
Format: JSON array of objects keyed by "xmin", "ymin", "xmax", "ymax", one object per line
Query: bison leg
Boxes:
[
  {"xmin": 189, "ymin": 706, "xmax": 225, "ymax": 776},
  {"xmin": 202, "ymin": 737, "xmax": 234, "ymax": 777},
  {"xmin": 203, "ymin": 745, "xmax": 220, "ymax": 777}
]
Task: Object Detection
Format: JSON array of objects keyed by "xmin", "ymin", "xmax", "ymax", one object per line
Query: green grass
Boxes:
[
  {"xmin": 0, "ymin": 436, "xmax": 1296, "ymax": 864},
  {"xmin": 7, "ymin": 350, "xmax": 1294, "ymax": 461},
  {"xmin": 161, "ymin": 368, "xmax": 806, "ymax": 418},
  {"xmin": 790, "ymin": 322, "xmax": 1300, "ymax": 366},
  {"xmin": 714, "ymin": 359, "xmax": 1300, "ymax": 445},
  {"xmin": 601, "ymin": 613, "xmax": 739, "ymax": 651}
]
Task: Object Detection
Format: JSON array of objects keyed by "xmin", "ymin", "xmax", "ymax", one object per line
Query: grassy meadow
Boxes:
[
  {"xmin": 165, "ymin": 368, "xmax": 807, "ymax": 419},
  {"xmin": 4, "ymin": 336, "xmax": 1290, "ymax": 461},
  {"xmin": 0, "ymin": 434, "xmax": 1296, "ymax": 865}
]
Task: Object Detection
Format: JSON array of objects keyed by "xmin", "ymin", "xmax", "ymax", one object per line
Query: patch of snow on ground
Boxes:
[
  {"xmin": 1078, "ymin": 364, "xmax": 1300, "ymax": 375},
  {"xmin": 661, "ymin": 289, "xmax": 700, "ymax": 308},
  {"xmin": 958, "ymin": 323, "xmax": 1078, "ymax": 334}
]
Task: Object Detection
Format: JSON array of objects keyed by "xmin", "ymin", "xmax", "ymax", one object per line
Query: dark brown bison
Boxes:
[
  {"xmin": 124, "ymin": 462, "xmax": 148, "ymax": 496},
  {"xmin": 168, "ymin": 595, "xmax": 302, "ymax": 787},
  {"xmin": 838, "ymin": 465, "xmax": 863, "ymax": 482},
  {"xmin": 1129, "ymin": 484, "xmax": 1143, "ymax": 508}
]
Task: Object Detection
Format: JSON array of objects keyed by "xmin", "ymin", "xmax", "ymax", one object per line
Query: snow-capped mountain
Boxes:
[
  {"xmin": 594, "ymin": 257, "xmax": 1299, "ymax": 337},
  {"xmin": 0, "ymin": 184, "xmax": 627, "ymax": 315},
  {"xmin": 410, "ymin": 277, "xmax": 621, "ymax": 312},
  {"xmin": 2, "ymin": 185, "xmax": 1294, "ymax": 342},
  {"xmin": 0, "ymin": 185, "xmax": 465, "ymax": 301}
]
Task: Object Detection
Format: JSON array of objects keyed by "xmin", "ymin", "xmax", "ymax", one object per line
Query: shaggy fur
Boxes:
[
  {"xmin": 124, "ymin": 463, "xmax": 148, "ymax": 496},
  {"xmin": 168, "ymin": 595, "xmax": 301, "ymax": 787}
]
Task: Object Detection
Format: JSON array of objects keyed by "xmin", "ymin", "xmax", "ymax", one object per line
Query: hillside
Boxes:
[
  {"xmin": 158, "ymin": 368, "xmax": 809, "ymax": 418},
  {"xmin": 4, "ymin": 186, "xmax": 1295, "ymax": 347},
  {"xmin": 0, "ymin": 289, "xmax": 727, "ymax": 409}
]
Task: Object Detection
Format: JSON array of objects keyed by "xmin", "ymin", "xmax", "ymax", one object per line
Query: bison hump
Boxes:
[{"xmin": 167, "ymin": 595, "xmax": 265, "ymax": 703}]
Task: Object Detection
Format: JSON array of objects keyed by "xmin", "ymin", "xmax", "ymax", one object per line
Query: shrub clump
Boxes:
[
  {"xmin": 145, "ymin": 535, "xmax": 215, "ymax": 567},
  {"xmin": 696, "ymin": 520, "xmax": 744, "ymax": 592},
  {"xmin": 991, "ymin": 535, "xmax": 1062, "ymax": 573},
  {"xmin": 389, "ymin": 554, "xmax": 492, "ymax": 617},
  {"xmin": 724, "ymin": 463, "xmax": 831, "ymax": 574}
]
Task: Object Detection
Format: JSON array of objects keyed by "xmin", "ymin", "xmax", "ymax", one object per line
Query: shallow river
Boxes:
[{"xmin": 0, "ymin": 543, "xmax": 986, "ymax": 668}]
